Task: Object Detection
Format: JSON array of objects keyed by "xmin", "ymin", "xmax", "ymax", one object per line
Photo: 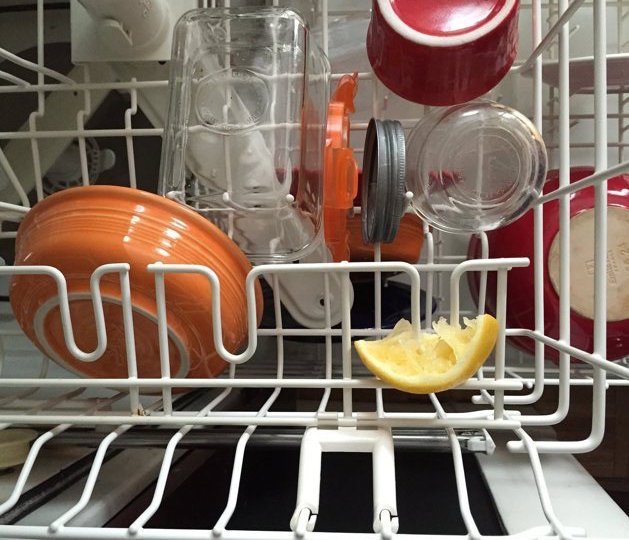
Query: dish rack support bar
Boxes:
[{"xmin": 289, "ymin": 427, "xmax": 399, "ymax": 539}]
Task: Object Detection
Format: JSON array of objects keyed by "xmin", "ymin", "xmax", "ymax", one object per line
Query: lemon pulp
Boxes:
[{"xmin": 355, "ymin": 315, "xmax": 499, "ymax": 394}]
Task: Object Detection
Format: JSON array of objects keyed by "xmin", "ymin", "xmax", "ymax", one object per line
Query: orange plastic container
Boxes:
[
  {"xmin": 324, "ymin": 73, "xmax": 359, "ymax": 262},
  {"xmin": 347, "ymin": 213, "xmax": 424, "ymax": 263}
]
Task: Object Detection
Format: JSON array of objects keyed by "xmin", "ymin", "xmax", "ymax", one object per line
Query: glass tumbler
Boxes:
[
  {"xmin": 406, "ymin": 101, "xmax": 547, "ymax": 233},
  {"xmin": 160, "ymin": 8, "xmax": 329, "ymax": 262}
]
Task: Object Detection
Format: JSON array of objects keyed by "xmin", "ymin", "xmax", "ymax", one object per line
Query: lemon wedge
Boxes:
[{"xmin": 355, "ymin": 315, "xmax": 499, "ymax": 394}]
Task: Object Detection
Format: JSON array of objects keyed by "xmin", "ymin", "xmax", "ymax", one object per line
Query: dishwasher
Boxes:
[{"xmin": 0, "ymin": 1, "xmax": 628, "ymax": 539}]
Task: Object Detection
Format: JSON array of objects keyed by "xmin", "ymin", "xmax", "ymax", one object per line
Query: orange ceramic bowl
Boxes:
[{"xmin": 11, "ymin": 186, "xmax": 262, "ymax": 384}]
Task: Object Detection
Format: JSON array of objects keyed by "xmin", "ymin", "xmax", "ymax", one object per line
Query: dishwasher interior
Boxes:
[{"xmin": 0, "ymin": 1, "xmax": 628, "ymax": 539}]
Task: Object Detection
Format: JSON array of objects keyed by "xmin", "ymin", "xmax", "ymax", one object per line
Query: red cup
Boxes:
[
  {"xmin": 468, "ymin": 167, "xmax": 629, "ymax": 361},
  {"xmin": 366, "ymin": 0, "xmax": 520, "ymax": 106}
]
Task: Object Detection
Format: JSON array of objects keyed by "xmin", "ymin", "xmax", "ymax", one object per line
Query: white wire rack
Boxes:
[{"xmin": 0, "ymin": 0, "xmax": 627, "ymax": 539}]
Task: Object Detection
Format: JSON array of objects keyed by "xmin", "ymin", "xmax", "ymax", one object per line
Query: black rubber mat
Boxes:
[{"xmin": 119, "ymin": 445, "xmax": 504, "ymax": 535}]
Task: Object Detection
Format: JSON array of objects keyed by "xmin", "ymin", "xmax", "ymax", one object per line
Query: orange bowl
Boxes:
[{"xmin": 11, "ymin": 186, "xmax": 262, "ymax": 385}]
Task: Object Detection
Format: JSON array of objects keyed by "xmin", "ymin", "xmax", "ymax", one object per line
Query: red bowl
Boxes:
[
  {"xmin": 367, "ymin": 0, "xmax": 520, "ymax": 106},
  {"xmin": 468, "ymin": 167, "xmax": 629, "ymax": 361}
]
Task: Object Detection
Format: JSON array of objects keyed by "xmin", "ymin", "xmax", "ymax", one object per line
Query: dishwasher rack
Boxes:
[{"xmin": 0, "ymin": 1, "xmax": 628, "ymax": 539}]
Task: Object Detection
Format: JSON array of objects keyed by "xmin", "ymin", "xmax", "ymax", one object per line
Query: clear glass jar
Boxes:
[
  {"xmin": 406, "ymin": 101, "xmax": 547, "ymax": 233},
  {"xmin": 211, "ymin": 1, "xmax": 319, "ymax": 30},
  {"xmin": 160, "ymin": 7, "xmax": 329, "ymax": 263}
]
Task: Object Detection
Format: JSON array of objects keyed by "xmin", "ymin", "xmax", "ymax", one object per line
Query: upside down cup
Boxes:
[
  {"xmin": 11, "ymin": 186, "xmax": 263, "ymax": 386},
  {"xmin": 367, "ymin": 0, "xmax": 520, "ymax": 106}
]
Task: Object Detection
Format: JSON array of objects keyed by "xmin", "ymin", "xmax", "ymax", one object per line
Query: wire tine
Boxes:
[
  {"xmin": 423, "ymin": 222, "xmax": 435, "ymax": 330},
  {"xmin": 513, "ymin": 428, "xmax": 574, "ymax": 539},
  {"xmin": 128, "ymin": 388, "xmax": 234, "ymax": 534},
  {"xmin": 0, "ymin": 70, "xmax": 30, "ymax": 86},
  {"xmin": 48, "ymin": 398, "xmax": 166, "ymax": 530},
  {"xmin": 517, "ymin": 0, "xmax": 586, "ymax": 74},
  {"xmin": 0, "ymin": 147, "xmax": 31, "ymax": 208},
  {"xmin": 317, "ymin": 272, "xmax": 333, "ymax": 413},
  {"xmin": 0, "ymin": 47, "xmax": 75, "ymax": 85},
  {"xmin": 212, "ymin": 387, "xmax": 283, "ymax": 536},
  {"xmin": 0, "ymin": 392, "xmax": 126, "ymax": 517},
  {"xmin": 429, "ymin": 394, "xmax": 482, "ymax": 539},
  {"xmin": 49, "ymin": 424, "xmax": 132, "ymax": 532},
  {"xmin": 271, "ymin": 273, "xmax": 284, "ymax": 379},
  {"xmin": 125, "ymin": 80, "xmax": 138, "ymax": 189}
]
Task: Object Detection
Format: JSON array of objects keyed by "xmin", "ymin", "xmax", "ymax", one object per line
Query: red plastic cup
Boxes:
[{"xmin": 367, "ymin": 0, "xmax": 520, "ymax": 106}]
